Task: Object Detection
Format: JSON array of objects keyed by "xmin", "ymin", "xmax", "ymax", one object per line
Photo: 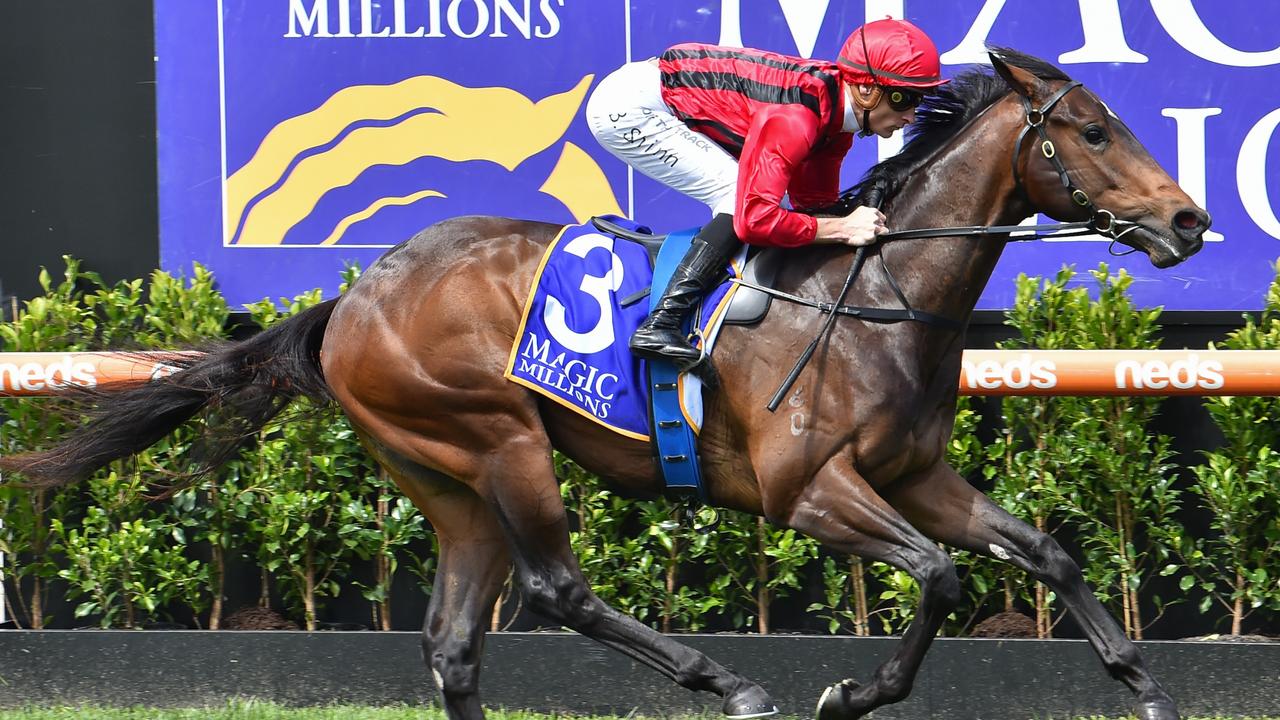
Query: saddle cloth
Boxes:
[{"xmin": 503, "ymin": 217, "xmax": 745, "ymax": 441}]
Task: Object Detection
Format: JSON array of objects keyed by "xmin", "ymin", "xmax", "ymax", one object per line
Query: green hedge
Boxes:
[{"xmin": 1, "ymin": 257, "xmax": 1278, "ymax": 637}]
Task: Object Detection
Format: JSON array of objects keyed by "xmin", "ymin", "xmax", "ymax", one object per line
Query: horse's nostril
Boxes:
[{"xmin": 1174, "ymin": 210, "xmax": 1202, "ymax": 231}]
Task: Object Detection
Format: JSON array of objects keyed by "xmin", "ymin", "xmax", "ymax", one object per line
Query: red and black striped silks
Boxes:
[{"xmin": 658, "ymin": 44, "xmax": 854, "ymax": 247}]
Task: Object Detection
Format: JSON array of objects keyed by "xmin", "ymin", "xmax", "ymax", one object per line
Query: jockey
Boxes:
[{"xmin": 585, "ymin": 18, "xmax": 948, "ymax": 371}]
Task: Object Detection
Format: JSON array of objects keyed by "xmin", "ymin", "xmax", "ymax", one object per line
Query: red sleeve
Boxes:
[
  {"xmin": 787, "ymin": 132, "xmax": 853, "ymax": 211},
  {"xmin": 732, "ymin": 106, "xmax": 823, "ymax": 247}
]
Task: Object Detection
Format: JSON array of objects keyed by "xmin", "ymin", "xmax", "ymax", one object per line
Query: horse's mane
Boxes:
[{"xmin": 849, "ymin": 47, "xmax": 1073, "ymax": 205}]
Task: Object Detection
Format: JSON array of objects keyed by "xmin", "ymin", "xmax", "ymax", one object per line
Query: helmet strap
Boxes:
[{"xmin": 854, "ymin": 27, "xmax": 883, "ymax": 138}]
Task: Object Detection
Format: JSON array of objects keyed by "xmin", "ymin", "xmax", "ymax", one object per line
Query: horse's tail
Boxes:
[{"xmin": 0, "ymin": 297, "xmax": 340, "ymax": 490}]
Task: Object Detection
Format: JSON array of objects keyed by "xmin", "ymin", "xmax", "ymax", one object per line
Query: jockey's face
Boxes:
[{"xmin": 856, "ymin": 84, "xmax": 920, "ymax": 139}]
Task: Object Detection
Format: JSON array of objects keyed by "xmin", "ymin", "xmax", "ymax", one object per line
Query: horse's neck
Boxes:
[{"xmin": 875, "ymin": 103, "xmax": 1028, "ymax": 325}]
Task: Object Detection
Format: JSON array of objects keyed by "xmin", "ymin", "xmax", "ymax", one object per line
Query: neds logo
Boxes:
[
  {"xmin": 962, "ymin": 353, "xmax": 1058, "ymax": 390},
  {"xmin": 1114, "ymin": 354, "xmax": 1224, "ymax": 390},
  {"xmin": 0, "ymin": 356, "xmax": 97, "ymax": 392}
]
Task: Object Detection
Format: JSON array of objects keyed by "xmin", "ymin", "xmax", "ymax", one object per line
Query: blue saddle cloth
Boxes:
[{"xmin": 504, "ymin": 216, "xmax": 739, "ymax": 443}]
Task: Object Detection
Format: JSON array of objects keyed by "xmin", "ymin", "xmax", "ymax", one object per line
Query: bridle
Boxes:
[
  {"xmin": 1007, "ymin": 80, "xmax": 1142, "ymax": 249},
  {"xmin": 875, "ymin": 79, "xmax": 1142, "ymax": 247},
  {"xmin": 761, "ymin": 78, "xmax": 1148, "ymax": 411},
  {"xmin": 849, "ymin": 34, "xmax": 1133, "ymax": 247}
]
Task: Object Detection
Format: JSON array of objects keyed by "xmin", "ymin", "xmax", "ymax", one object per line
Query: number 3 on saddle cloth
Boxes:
[{"xmin": 503, "ymin": 215, "xmax": 747, "ymax": 501}]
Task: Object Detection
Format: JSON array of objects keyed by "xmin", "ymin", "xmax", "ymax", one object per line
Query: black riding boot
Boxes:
[{"xmin": 629, "ymin": 213, "xmax": 739, "ymax": 370}]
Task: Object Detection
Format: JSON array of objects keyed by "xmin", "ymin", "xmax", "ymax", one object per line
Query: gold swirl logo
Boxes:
[{"xmin": 226, "ymin": 74, "xmax": 623, "ymax": 246}]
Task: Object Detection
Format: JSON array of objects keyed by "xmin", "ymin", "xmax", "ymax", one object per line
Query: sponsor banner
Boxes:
[
  {"xmin": 6, "ymin": 350, "xmax": 1279, "ymax": 397},
  {"xmin": 959, "ymin": 350, "xmax": 1280, "ymax": 396},
  {"xmin": 0, "ymin": 353, "xmax": 186, "ymax": 397},
  {"xmin": 156, "ymin": 1, "xmax": 1279, "ymax": 311}
]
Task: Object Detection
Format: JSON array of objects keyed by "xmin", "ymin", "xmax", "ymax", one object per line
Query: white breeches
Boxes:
[{"xmin": 585, "ymin": 60, "xmax": 739, "ymax": 217}]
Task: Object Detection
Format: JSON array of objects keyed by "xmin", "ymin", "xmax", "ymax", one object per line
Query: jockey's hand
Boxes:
[{"xmin": 814, "ymin": 206, "xmax": 887, "ymax": 246}]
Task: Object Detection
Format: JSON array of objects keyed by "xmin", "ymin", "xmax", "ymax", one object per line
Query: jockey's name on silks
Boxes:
[{"xmin": 503, "ymin": 219, "xmax": 740, "ymax": 441}]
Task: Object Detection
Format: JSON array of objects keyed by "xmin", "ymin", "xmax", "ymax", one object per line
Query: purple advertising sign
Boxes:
[{"xmin": 156, "ymin": 1, "xmax": 1280, "ymax": 311}]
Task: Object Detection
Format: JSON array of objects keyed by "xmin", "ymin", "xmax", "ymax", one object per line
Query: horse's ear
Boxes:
[{"xmin": 988, "ymin": 51, "xmax": 1045, "ymax": 100}]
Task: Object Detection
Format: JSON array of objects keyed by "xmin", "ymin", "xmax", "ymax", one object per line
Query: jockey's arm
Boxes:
[
  {"xmin": 788, "ymin": 132, "xmax": 853, "ymax": 211},
  {"xmin": 735, "ymin": 107, "xmax": 885, "ymax": 248},
  {"xmin": 733, "ymin": 106, "xmax": 826, "ymax": 247}
]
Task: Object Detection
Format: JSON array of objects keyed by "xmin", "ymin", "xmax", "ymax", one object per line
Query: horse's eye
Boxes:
[{"xmin": 1083, "ymin": 125, "xmax": 1107, "ymax": 145}]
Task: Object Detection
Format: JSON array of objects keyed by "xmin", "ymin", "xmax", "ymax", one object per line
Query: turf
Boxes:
[{"xmin": 0, "ymin": 705, "xmax": 1275, "ymax": 720}]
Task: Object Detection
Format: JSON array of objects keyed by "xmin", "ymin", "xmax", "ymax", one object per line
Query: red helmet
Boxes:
[{"xmin": 838, "ymin": 18, "xmax": 948, "ymax": 89}]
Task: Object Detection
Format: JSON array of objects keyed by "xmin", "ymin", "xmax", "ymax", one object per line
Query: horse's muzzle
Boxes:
[{"xmin": 1123, "ymin": 208, "xmax": 1209, "ymax": 268}]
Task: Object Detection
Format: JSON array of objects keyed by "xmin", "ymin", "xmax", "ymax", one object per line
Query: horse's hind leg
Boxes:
[
  {"xmin": 884, "ymin": 463, "xmax": 1179, "ymax": 720},
  {"xmin": 376, "ymin": 452, "xmax": 511, "ymax": 720},
  {"xmin": 484, "ymin": 444, "xmax": 776, "ymax": 718}
]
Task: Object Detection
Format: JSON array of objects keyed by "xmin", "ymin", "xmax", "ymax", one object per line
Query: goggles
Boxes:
[{"xmin": 885, "ymin": 88, "xmax": 924, "ymax": 112}]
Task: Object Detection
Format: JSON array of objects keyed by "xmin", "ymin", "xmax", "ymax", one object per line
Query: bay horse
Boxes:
[{"xmin": 2, "ymin": 50, "xmax": 1208, "ymax": 720}]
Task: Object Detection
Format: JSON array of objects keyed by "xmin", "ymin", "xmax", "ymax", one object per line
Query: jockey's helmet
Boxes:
[{"xmin": 837, "ymin": 18, "xmax": 948, "ymax": 90}]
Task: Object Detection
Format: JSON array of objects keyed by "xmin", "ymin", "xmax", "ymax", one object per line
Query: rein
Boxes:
[
  {"xmin": 764, "ymin": 80, "xmax": 1136, "ymax": 412},
  {"xmin": 766, "ymin": 186, "xmax": 880, "ymax": 412}
]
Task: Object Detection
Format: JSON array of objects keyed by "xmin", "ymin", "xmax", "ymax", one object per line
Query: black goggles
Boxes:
[{"xmin": 885, "ymin": 88, "xmax": 924, "ymax": 112}]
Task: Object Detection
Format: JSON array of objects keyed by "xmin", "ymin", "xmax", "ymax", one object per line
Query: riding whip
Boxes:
[{"xmin": 766, "ymin": 180, "xmax": 887, "ymax": 412}]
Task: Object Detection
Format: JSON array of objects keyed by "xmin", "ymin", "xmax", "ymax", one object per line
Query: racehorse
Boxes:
[{"xmin": 2, "ymin": 50, "xmax": 1208, "ymax": 720}]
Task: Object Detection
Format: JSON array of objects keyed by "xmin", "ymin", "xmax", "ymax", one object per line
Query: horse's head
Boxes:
[{"xmin": 989, "ymin": 51, "xmax": 1209, "ymax": 268}]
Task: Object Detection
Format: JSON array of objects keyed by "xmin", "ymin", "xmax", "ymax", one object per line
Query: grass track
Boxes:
[{"xmin": 0, "ymin": 704, "xmax": 1275, "ymax": 720}]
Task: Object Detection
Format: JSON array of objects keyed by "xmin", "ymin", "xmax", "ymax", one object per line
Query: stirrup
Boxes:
[
  {"xmin": 654, "ymin": 500, "xmax": 720, "ymax": 535},
  {"xmin": 680, "ymin": 327, "xmax": 708, "ymax": 372},
  {"xmin": 683, "ymin": 500, "xmax": 721, "ymax": 534}
]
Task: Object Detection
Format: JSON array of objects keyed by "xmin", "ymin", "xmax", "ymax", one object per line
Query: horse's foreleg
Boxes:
[
  {"xmin": 779, "ymin": 457, "xmax": 962, "ymax": 720},
  {"xmin": 883, "ymin": 463, "xmax": 1180, "ymax": 720},
  {"xmin": 485, "ymin": 446, "xmax": 776, "ymax": 718}
]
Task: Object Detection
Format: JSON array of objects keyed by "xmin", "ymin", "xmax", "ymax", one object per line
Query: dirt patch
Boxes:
[
  {"xmin": 969, "ymin": 611, "xmax": 1037, "ymax": 638},
  {"xmin": 1182, "ymin": 633, "xmax": 1278, "ymax": 643},
  {"xmin": 222, "ymin": 606, "xmax": 299, "ymax": 630}
]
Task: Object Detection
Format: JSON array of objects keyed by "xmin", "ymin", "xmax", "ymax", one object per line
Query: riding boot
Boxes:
[{"xmin": 630, "ymin": 213, "xmax": 739, "ymax": 370}]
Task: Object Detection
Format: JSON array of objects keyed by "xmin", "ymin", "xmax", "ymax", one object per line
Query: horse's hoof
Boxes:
[
  {"xmin": 723, "ymin": 682, "xmax": 777, "ymax": 718},
  {"xmin": 1135, "ymin": 698, "xmax": 1181, "ymax": 720},
  {"xmin": 816, "ymin": 679, "xmax": 867, "ymax": 720}
]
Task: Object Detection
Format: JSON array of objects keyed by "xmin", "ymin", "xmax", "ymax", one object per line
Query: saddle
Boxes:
[{"xmin": 590, "ymin": 216, "xmax": 781, "ymax": 326}]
